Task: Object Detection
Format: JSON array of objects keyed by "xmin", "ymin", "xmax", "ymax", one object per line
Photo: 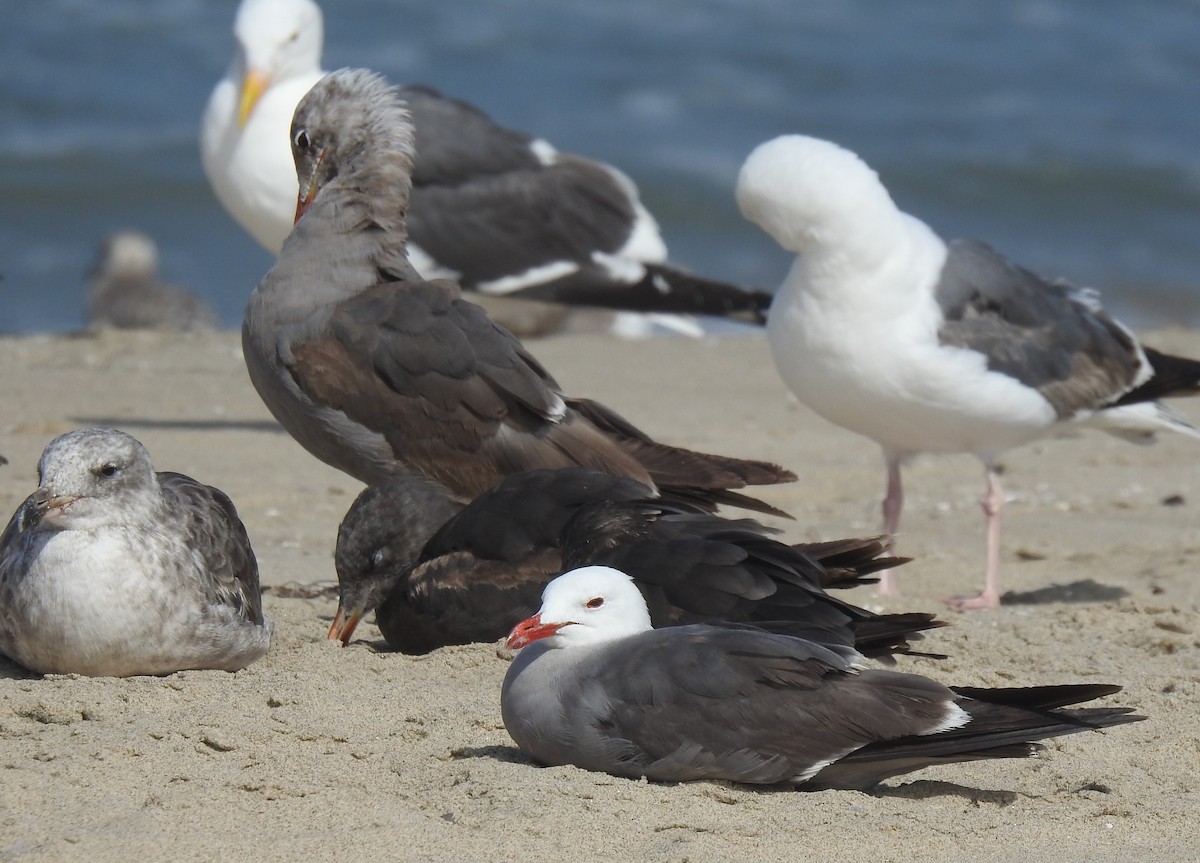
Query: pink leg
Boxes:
[
  {"xmin": 877, "ymin": 454, "xmax": 904, "ymax": 596},
  {"xmin": 944, "ymin": 465, "xmax": 1004, "ymax": 610}
]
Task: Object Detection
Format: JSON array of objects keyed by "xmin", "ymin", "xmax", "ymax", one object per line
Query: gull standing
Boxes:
[
  {"xmin": 0, "ymin": 429, "xmax": 270, "ymax": 676},
  {"xmin": 501, "ymin": 566, "xmax": 1142, "ymax": 789},
  {"xmin": 242, "ymin": 68, "xmax": 793, "ymax": 515},
  {"xmin": 736, "ymin": 134, "xmax": 1200, "ymax": 608},
  {"xmin": 202, "ymin": 0, "xmax": 770, "ymax": 326}
]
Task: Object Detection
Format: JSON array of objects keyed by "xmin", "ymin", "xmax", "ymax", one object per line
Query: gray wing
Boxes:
[
  {"xmin": 934, "ymin": 239, "xmax": 1146, "ymax": 418},
  {"xmin": 505, "ymin": 626, "xmax": 955, "ymax": 785},
  {"xmin": 400, "ymin": 85, "xmax": 640, "ymax": 287},
  {"xmin": 156, "ymin": 472, "xmax": 264, "ymax": 625}
]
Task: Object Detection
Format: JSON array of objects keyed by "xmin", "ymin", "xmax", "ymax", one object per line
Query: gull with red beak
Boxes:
[
  {"xmin": 0, "ymin": 428, "xmax": 271, "ymax": 677},
  {"xmin": 501, "ymin": 566, "xmax": 1143, "ymax": 790}
]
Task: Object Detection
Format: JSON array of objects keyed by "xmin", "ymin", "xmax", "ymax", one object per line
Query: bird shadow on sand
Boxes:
[
  {"xmin": 72, "ymin": 416, "xmax": 284, "ymax": 434},
  {"xmin": 1001, "ymin": 579, "xmax": 1128, "ymax": 605},
  {"xmin": 875, "ymin": 779, "xmax": 1021, "ymax": 806},
  {"xmin": 449, "ymin": 746, "xmax": 1026, "ymax": 804},
  {"xmin": 0, "ymin": 654, "xmax": 40, "ymax": 681}
]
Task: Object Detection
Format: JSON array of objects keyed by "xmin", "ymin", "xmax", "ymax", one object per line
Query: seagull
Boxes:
[
  {"xmin": 0, "ymin": 428, "xmax": 271, "ymax": 676},
  {"xmin": 736, "ymin": 134, "xmax": 1200, "ymax": 609},
  {"xmin": 86, "ymin": 231, "xmax": 218, "ymax": 332},
  {"xmin": 202, "ymin": 0, "xmax": 771, "ymax": 327},
  {"xmin": 242, "ymin": 68, "xmax": 794, "ymax": 517},
  {"xmin": 327, "ymin": 468, "xmax": 941, "ymax": 658},
  {"xmin": 501, "ymin": 565, "xmax": 1143, "ymax": 789}
]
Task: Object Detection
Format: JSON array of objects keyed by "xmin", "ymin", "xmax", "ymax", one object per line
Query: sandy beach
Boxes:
[{"xmin": 0, "ymin": 327, "xmax": 1197, "ymax": 862}]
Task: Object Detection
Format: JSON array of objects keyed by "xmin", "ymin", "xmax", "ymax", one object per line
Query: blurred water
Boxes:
[{"xmin": 2, "ymin": 0, "xmax": 1199, "ymax": 332}]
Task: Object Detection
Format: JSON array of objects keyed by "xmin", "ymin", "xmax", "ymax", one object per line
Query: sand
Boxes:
[{"xmin": 0, "ymin": 327, "xmax": 1197, "ymax": 862}]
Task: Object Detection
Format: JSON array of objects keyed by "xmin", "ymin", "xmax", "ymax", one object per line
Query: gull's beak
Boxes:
[
  {"xmin": 238, "ymin": 68, "xmax": 272, "ymax": 128},
  {"xmin": 327, "ymin": 602, "xmax": 365, "ymax": 645},
  {"xmin": 19, "ymin": 488, "xmax": 81, "ymax": 531},
  {"xmin": 294, "ymin": 151, "xmax": 325, "ymax": 223},
  {"xmin": 505, "ymin": 613, "xmax": 567, "ymax": 650}
]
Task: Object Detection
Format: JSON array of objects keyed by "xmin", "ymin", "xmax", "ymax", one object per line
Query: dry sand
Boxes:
[{"xmin": 0, "ymin": 327, "xmax": 1197, "ymax": 862}]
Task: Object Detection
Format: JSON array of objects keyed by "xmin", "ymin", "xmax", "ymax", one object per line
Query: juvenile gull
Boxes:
[
  {"xmin": 86, "ymin": 231, "xmax": 218, "ymax": 332},
  {"xmin": 328, "ymin": 468, "xmax": 940, "ymax": 658},
  {"xmin": 203, "ymin": 0, "xmax": 770, "ymax": 327},
  {"xmin": 501, "ymin": 566, "xmax": 1143, "ymax": 789},
  {"xmin": 736, "ymin": 134, "xmax": 1200, "ymax": 609},
  {"xmin": 0, "ymin": 428, "xmax": 270, "ymax": 676},
  {"xmin": 243, "ymin": 68, "xmax": 794, "ymax": 516}
]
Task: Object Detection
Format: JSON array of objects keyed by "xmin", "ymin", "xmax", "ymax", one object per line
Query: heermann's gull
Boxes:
[
  {"xmin": 736, "ymin": 134, "xmax": 1200, "ymax": 609},
  {"xmin": 86, "ymin": 231, "xmax": 218, "ymax": 332},
  {"xmin": 0, "ymin": 429, "xmax": 270, "ymax": 676},
  {"xmin": 327, "ymin": 468, "xmax": 942, "ymax": 658},
  {"xmin": 203, "ymin": 0, "xmax": 770, "ymax": 326},
  {"xmin": 501, "ymin": 566, "xmax": 1144, "ymax": 789},
  {"xmin": 242, "ymin": 68, "xmax": 794, "ymax": 516}
]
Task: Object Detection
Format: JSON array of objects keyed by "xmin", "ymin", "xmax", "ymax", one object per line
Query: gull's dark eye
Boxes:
[
  {"xmin": 585, "ymin": 596, "xmax": 604, "ymax": 609},
  {"xmin": 286, "ymin": 29, "xmax": 300, "ymax": 43},
  {"xmin": 294, "ymin": 129, "xmax": 310, "ymax": 150},
  {"xmin": 96, "ymin": 463, "xmax": 120, "ymax": 478}
]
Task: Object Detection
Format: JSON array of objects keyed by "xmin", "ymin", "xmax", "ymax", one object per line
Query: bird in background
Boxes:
[
  {"xmin": 500, "ymin": 565, "xmax": 1143, "ymax": 789},
  {"xmin": 86, "ymin": 230, "xmax": 218, "ymax": 332},
  {"xmin": 736, "ymin": 134, "xmax": 1200, "ymax": 609},
  {"xmin": 242, "ymin": 68, "xmax": 794, "ymax": 518},
  {"xmin": 0, "ymin": 428, "xmax": 270, "ymax": 677},
  {"xmin": 328, "ymin": 468, "xmax": 942, "ymax": 659},
  {"xmin": 202, "ymin": 0, "xmax": 771, "ymax": 330}
]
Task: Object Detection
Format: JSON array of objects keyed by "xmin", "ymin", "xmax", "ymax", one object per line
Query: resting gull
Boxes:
[
  {"xmin": 86, "ymin": 231, "xmax": 218, "ymax": 332},
  {"xmin": 736, "ymin": 134, "xmax": 1200, "ymax": 608},
  {"xmin": 327, "ymin": 468, "xmax": 940, "ymax": 658},
  {"xmin": 501, "ymin": 565, "xmax": 1143, "ymax": 789},
  {"xmin": 202, "ymin": 0, "xmax": 770, "ymax": 328},
  {"xmin": 242, "ymin": 68, "xmax": 794, "ymax": 517},
  {"xmin": 0, "ymin": 428, "xmax": 270, "ymax": 676}
]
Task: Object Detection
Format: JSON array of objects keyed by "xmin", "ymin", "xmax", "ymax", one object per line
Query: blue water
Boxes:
[{"xmin": 3, "ymin": 0, "xmax": 1199, "ymax": 332}]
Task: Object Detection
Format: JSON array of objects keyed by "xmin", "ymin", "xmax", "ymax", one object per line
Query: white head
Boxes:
[
  {"xmin": 230, "ymin": 0, "xmax": 324, "ymax": 125},
  {"xmin": 736, "ymin": 134, "xmax": 902, "ymax": 258},
  {"xmin": 19, "ymin": 428, "xmax": 160, "ymax": 533},
  {"xmin": 89, "ymin": 231, "xmax": 159, "ymax": 284},
  {"xmin": 505, "ymin": 566, "xmax": 653, "ymax": 650}
]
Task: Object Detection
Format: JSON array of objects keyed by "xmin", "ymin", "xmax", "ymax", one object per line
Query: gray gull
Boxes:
[
  {"xmin": 736, "ymin": 134, "xmax": 1200, "ymax": 609},
  {"xmin": 501, "ymin": 565, "xmax": 1143, "ymax": 789},
  {"xmin": 0, "ymin": 428, "xmax": 270, "ymax": 676},
  {"xmin": 87, "ymin": 231, "xmax": 218, "ymax": 332},
  {"xmin": 202, "ymin": 0, "xmax": 770, "ymax": 329},
  {"xmin": 327, "ymin": 468, "xmax": 940, "ymax": 658},
  {"xmin": 242, "ymin": 68, "xmax": 794, "ymax": 516}
]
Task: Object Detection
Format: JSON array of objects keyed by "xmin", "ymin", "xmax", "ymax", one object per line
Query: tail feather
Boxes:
[
  {"xmin": 509, "ymin": 262, "xmax": 772, "ymax": 325},
  {"xmin": 1115, "ymin": 347, "xmax": 1200, "ymax": 406},
  {"xmin": 808, "ymin": 684, "xmax": 1144, "ymax": 790}
]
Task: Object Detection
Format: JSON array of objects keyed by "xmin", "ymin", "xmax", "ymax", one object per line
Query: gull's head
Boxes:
[
  {"xmin": 736, "ymin": 134, "xmax": 898, "ymax": 255},
  {"xmin": 290, "ymin": 68, "xmax": 415, "ymax": 221},
  {"xmin": 231, "ymin": 0, "xmax": 324, "ymax": 127},
  {"xmin": 505, "ymin": 566, "xmax": 653, "ymax": 650},
  {"xmin": 88, "ymin": 231, "xmax": 160, "ymax": 284},
  {"xmin": 22, "ymin": 428, "xmax": 159, "ymax": 532}
]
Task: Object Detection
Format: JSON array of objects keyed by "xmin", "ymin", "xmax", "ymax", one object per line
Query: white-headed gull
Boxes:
[
  {"xmin": 0, "ymin": 428, "xmax": 271, "ymax": 676},
  {"xmin": 736, "ymin": 134, "xmax": 1200, "ymax": 609},
  {"xmin": 86, "ymin": 231, "xmax": 218, "ymax": 332},
  {"xmin": 327, "ymin": 467, "xmax": 940, "ymax": 657},
  {"xmin": 501, "ymin": 565, "xmax": 1142, "ymax": 789},
  {"xmin": 242, "ymin": 69, "xmax": 793, "ymax": 517},
  {"xmin": 201, "ymin": 0, "xmax": 770, "ymax": 330}
]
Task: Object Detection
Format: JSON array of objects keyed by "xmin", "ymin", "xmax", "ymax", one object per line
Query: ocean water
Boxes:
[{"xmin": 2, "ymin": 0, "xmax": 1199, "ymax": 332}]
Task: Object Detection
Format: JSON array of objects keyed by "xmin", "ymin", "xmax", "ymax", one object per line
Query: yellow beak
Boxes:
[{"xmin": 237, "ymin": 68, "xmax": 272, "ymax": 128}]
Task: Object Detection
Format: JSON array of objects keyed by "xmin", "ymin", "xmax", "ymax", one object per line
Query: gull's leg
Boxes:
[
  {"xmin": 877, "ymin": 452, "xmax": 904, "ymax": 596},
  {"xmin": 945, "ymin": 463, "xmax": 1004, "ymax": 610}
]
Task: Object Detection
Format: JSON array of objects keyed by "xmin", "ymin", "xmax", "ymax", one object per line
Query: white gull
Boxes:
[{"xmin": 736, "ymin": 134, "xmax": 1200, "ymax": 609}]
